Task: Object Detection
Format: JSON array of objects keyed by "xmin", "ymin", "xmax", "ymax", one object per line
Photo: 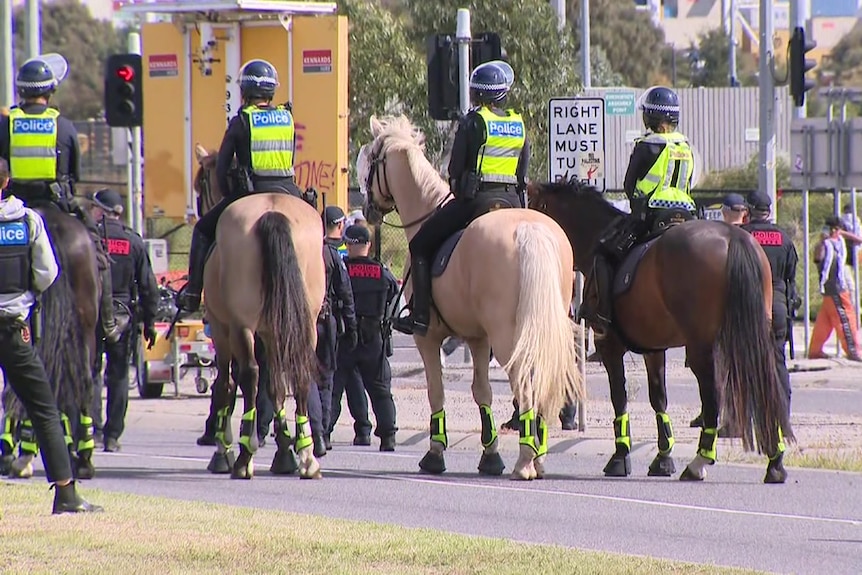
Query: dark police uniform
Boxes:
[
  {"xmin": 0, "ymin": 183, "xmax": 99, "ymax": 513},
  {"xmin": 332, "ymin": 224, "xmax": 399, "ymax": 451},
  {"xmin": 90, "ymin": 190, "xmax": 159, "ymax": 450},
  {"xmin": 741, "ymin": 191, "xmax": 798, "ymax": 409}
]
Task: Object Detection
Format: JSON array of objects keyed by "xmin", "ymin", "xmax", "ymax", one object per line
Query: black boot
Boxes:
[
  {"xmin": 99, "ymin": 267, "xmax": 122, "ymax": 344},
  {"xmin": 578, "ymin": 255, "xmax": 613, "ymax": 337},
  {"xmin": 313, "ymin": 434, "xmax": 326, "ymax": 457},
  {"xmin": 177, "ymin": 229, "xmax": 212, "ymax": 313},
  {"xmin": 52, "ymin": 481, "xmax": 104, "ymax": 514},
  {"xmin": 392, "ymin": 257, "xmax": 431, "ymax": 336}
]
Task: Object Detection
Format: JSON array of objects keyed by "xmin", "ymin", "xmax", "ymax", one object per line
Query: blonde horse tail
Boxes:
[
  {"xmin": 253, "ymin": 212, "xmax": 317, "ymax": 399},
  {"xmin": 503, "ymin": 222, "xmax": 585, "ymax": 419}
]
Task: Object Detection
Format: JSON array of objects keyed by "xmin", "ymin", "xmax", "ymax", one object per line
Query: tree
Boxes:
[
  {"xmin": 13, "ymin": 0, "xmax": 127, "ymax": 120},
  {"xmin": 567, "ymin": 0, "xmax": 669, "ymax": 88},
  {"xmin": 671, "ymin": 28, "xmax": 758, "ymax": 88}
]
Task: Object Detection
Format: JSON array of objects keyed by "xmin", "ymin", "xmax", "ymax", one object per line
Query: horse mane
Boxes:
[
  {"xmin": 537, "ymin": 178, "xmax": 625, "ymax": 218},
  {"xmin": 373, "ymin": 115, "xmax": 450, "ymax": 202}
]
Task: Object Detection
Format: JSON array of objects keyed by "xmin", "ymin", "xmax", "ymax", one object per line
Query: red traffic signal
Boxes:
[{"xmin": 116, "ymin": 65, "xmax": 135, "ymax": 82}]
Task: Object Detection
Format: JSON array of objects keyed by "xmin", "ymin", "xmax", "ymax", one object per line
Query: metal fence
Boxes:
[{"xmin": 73, "ymin": 120, "xmax": 127, "ymax": 195}]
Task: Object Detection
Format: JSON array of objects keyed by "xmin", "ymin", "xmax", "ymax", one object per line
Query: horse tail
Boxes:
[
  {"xmin": 503, "ymin": 222, "xmax": 584, "ymax": 419},
  {"xmin": 716, "ymin": 232, "xmax": 793, "ymax": 453},
  {"xmin": 253, "ymin": 211, "xmax": 317, "ymax": 399}
]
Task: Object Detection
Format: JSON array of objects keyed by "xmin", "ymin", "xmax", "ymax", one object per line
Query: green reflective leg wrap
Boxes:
[
  {"xmin": 294, "ymin": 415, "xmax": 313, "ymax": 452},
  {"xmin": 519, "ymin": 409, "xmax": 538, "ymax": 455},
  {"xmin": 237, "ymin": 408, "xmax": 257, "ymax": 451},
  {"xmin": 479, "ymin": 405, "xmax": 497, "ymax": 448},
  {"xmin": 614, "ymin": 413, "xmax": 631, "ymax": 452},
  {"xmin": 0, "ymin": 415, "xmax": 14, "ymax": 455},
  {"xmin": 536, "ymin": 416, "xmax": 549, "ymax": 458},
  {"xmin": 60, "ymin": 413, "xmax": 73, "ymax": 449},
  {"xmin": 430, "ymin": 409, "xmax": 448, "ymax": 448},
  {"xmin": 19, "ymin": 419, "xmax": 38, "ymax": 456},
  {"xmin": 275, "ymin": 408, "xmax": 293, "ymax": 441},
  {"xmin": 656, "ymin": 412, "xmax": 675, "ymax": 456},
  {"xmin": 770, "ymin": 426, "xmax": 786, "ymax": 461},
  {"xmin": 77, "ymin": 414, "xmax": 95, "ymax": 453},
  {"xmin": 214, "ymin": 406, "xmax": 231, "ymax": 449},
  {"xmin": 697, "ymin": 428, "xmax": 718, "ymax": 462}
]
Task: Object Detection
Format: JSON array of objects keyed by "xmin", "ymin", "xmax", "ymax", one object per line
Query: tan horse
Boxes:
[
  {"xmin": 357, "ymin": 116, "xmax": 584, "ymax": 480},
  {"xmin": 194, "ymin": 145, "xmax": 325, "ymax": 480}
]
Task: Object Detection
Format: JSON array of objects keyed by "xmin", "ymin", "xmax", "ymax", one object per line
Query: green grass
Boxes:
[{"xmin": 0, "ymin": 483, "xmax": 764, "ymax": 575}]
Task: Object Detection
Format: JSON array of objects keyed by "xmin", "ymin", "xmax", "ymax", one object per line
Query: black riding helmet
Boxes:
[
  {"xmin": 639, "ymin": 86, "xmax": 680, "ymax": 132},
  {"xmin": 469, "ymin": 61, "xmax": 514, "ymax": 106},
  {"xmin": 238, "ymin": 59, "xmax": 279, "ymax": 102},
  {"xmin": 16, "ymin": 59, "xmax": 59, "ymax": 99}
]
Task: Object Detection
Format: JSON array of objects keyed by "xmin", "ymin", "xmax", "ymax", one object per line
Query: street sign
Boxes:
[
  {"xmin": 791, "ymin": 116, "xmax": 862, "ymax": 189},
  {"xmin": 604, "ymin": 90, "xmax": 636, "ymax": 116},
  {"xmin": 548, "ymin": 96, "xmax": 606, "ymax": 191}
]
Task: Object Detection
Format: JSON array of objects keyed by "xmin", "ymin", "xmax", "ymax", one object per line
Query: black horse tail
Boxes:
[
  {"xmin": 254, "ymin": 212, "xmax": 316, "ymax": 401},
  {"xmin": 716, "ymin": 231, "xmax": 793, "ymax": 454}
]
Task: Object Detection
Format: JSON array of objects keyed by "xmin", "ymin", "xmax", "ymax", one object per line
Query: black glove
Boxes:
[
  {"xmin": 344, "ymin": 328, "xmax": 358, "ymax": 352},
  {"xmin": 144, "ymin": 323, "xmax": 158, "ymax": 350}
]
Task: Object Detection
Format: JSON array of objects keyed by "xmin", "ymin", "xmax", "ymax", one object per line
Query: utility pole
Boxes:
[
  {"xmin": 580, "ymin": 0, "xmax": 591, "ymax": 88},
  {"xmin": 27, "ymin": 0, "xmax": 40, "ymax": 59},
  {"xmin": 729, "ymin": 0, "xmax": 738, "ymax": 86},
  {"xmin": 0, "ymin": 0, "xmax": 13, "ymax": 108},
  {"xmin": 758, "ymin": 0, "xmax": 776, "ymax": 214}
]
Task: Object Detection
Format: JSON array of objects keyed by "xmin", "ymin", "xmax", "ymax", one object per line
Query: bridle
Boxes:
[{"xmin": 364, "ymin": 138, "xmax": 451, "ymax": 230}]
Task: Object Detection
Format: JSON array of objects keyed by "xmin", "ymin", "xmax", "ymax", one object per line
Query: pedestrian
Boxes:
[
  {"xmin": 808, "ymin": 216, "xmax": 862, "ymax": 361},
  {"xmin": 721, "ymin": 193, "xmax": 748, "ymax": 226},
  {"xmin": 88, "ymin": 189, "xmax": 159, "ymax": 452},
  {"xmin": 332, "ymin": 224, "xmax": 399, "ymax": 451},
  {"xmin": 323, "ymin": 205, "xmax": 348, "ymax": 259},
  {"xmin": 0, "ymin": 158, "xmax": 100, "ymax": 513}
]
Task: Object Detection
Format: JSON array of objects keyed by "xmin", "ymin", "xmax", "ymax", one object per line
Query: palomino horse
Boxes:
[
  {"xmin": 1, "ymin": 202, "xmax": 100, "ymax": 480},
  {"xmin": 194, "ymin": 145, "xmax": 325, "ymax": 480},
  {"xmin": 357, "ymin": 115, "xmax": 584, "ymax": 480},
  {"xmin": 528, "ymin": 179, "xmax": 793, "ymax": 483}
]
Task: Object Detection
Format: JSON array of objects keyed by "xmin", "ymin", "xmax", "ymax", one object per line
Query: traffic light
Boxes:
[
  {"xmin": 789, "ymin": 26, "xmax": 817, "ymax": 107},
  {"xmin": 472, "ymin": 32, "xmax": 502, "ymax": 68},
  {"xmin": 105, "ymin": 54, "xmax": 143, "ymax": 127}
]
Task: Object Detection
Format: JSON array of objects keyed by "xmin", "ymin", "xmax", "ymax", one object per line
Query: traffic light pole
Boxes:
[
  {"xmin": 26, "ymin": 0, "xmax": 40, "ymax": 59},
  {"xmin": 129, "ymin": 31, "xmax": 144, "ymax": 236},
  {"xmin": 456, "ymin": 9, "xmax": 471, "ymax": 115},
  {"xmin": 757, "ymin": 0, "xmax": 777, "ymax": 217},
  {"xmin": 0, "ymin": 0, "xmax": 13, "ymax": 108}
]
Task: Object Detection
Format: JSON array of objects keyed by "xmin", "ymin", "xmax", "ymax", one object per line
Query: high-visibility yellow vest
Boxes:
[
  {"xmin": 475, "ymin": 107, "xmax": 526, "ymax": 185},
  {"xmin": 8, "ymin": 107, "xmax": 59, "ymax": 181},
  {"xmin": 633, "ymin": 132, "xmax": 696, "ymax": 211},
  {"xmin": 242, "ymin": 104, "xmax": 295, "ymax": 178}
]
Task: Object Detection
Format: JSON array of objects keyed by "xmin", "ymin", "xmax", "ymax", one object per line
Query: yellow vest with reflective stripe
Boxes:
[
  {"xmin": 475, "ymin": 107, "xmax": 525, "ymax": 185},
  {"xmin": 8, "ymin": 107, "xmax": 59, "ymax": 181},
  {"xmin": 243, "ymin": 105, "xmax": 295, "ymax": 178},
  {"xmin": 633, "ymin": 132, "xmax": 696, "ymax": 211}
]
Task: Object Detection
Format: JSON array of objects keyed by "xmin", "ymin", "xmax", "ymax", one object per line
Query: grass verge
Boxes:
[
  {"xmin": 722, "ymin": 447, "xmax": 862, "ymax": 473},
  {"xmin": 0, "ymin": 482, "xmax": 763, "ymax": 575}
]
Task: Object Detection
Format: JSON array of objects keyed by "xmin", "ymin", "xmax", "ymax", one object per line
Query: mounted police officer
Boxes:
[
  {"xmin": 393, "ymin": 60, "xmax": 530, "ymax": 336},
  {"xmin": 0, "ymin": 158, "xmax": 100, "ymax": 513},
  {"xmin": 0, "ymin": 54, "xmax": 121, "ymax": 343},
  {"xmin": 579, "ymin": 86, "xmax": 696, "ymax": 336},
  {"xmin": 332, "ymin": 224, "xmax": 399, "ymax": 450},
  {"xmin": 178, "ymin": 59, "xmax": 302, "ymax": 313},
  {"xmin": 88, "ymin": 189, "xmax": 159, "ymax": 452}
]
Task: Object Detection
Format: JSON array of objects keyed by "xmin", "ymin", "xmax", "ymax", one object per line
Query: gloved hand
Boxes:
[
  {"xmin": 344, "ymin": 328, "xmax": 358, "ymax": 352},
  {"xmin": 144, "ymin": 323, "xmax": 158, "ymax": 350}
]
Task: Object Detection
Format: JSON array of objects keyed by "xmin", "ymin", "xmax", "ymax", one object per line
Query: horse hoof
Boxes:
[
  {"xmin": 477, "ymin": 452, "xmax": 505, "ymax": 476},
  {"xmin": 764, "ymin": 459, "xmax": 788, "ymax": 484},
  {"xmin": 534, "ymin": 456, "xmax": 546, "ymax": 480},
  {"xmin": 207, "ymin": 451, "xmax": 234, "ymax": 474},
  {"xmin": 10, "ymin": 461, "xmax": 33, "ymax": 479},
  {"xmin": 270, "ymin": 449, "xmax": 298, "ymax": 475},
  {"xmin": 0, "ymin": 454, "xmax": 13, "ymax": 476},
  {"xmin": 230, "ymin": 462, "xmax": 254, "ymax": 480},
  {"xmin": 76, "ymin": 458, "xmax": 96, "ymax": 481},
  {"xmin": 299, "ymin": 458, "xmax": 322, "ymax": 480},
  {"xmin": 647, "ymin": 454, "xmax": 676, "ymax": 477},
  {"xmin": 511, "ymin": 464, "xmax": 537, "ymax": 481},
  {"xmin": 679, "ymin": 466, "xmax": 705, "ymax": 481},
  {"xmin": 603, "ymin": 454, "xmax": 631, "ymax": 477},
  {"xmin": 419, "ymin": 451, "xmax": 446, "ymax": 475}
]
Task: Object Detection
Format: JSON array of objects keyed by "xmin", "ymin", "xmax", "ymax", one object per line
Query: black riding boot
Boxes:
[
  {"xmin": 177, "ymin": 229, "xmax": 212, "ymax": 313},
  {"xmin": 99, "ymin": 267, "xmax": 122, "ymax": 344},
  {"xmin": 577, "ymin": 255, "xmax": 613, "ymax": 338},
  {"xmin": 392, "ymin": 257, "xmax": 431, "ymax": 336}
]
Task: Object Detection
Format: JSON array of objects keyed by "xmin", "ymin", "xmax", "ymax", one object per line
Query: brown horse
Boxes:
[
  {"xmin": 1, "ymin": 202, "xmax": 100, "ymax": 480},
  {"xmin": 358, "ymin": 115, "xmax": 583, "ymax": 480},
  {"xmin": 194, "ymin": 144, "xmax": 325, "ymax": 480},
  {"xmin": 528, "ymin": 179, "xmax": 792, "ymax": 483}
]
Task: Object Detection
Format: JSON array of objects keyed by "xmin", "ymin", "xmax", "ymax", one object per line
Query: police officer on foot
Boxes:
[
  {"xmin": 0, "ymin": 158, "xmax": 101, "ymax": 513},
  {"xmin": 334, "ymin": 224, "xmax": 399, "ymax": 451},
  {"xmin": 579, "ymin": 86, "xmax": 696, "ymax": 337},
  {"xmin": 323, "ymin": 205, "xmax": 348, "ymax": 259},
  {"xmin": 393, "ymin": 60, "xmax": 529, "ymax": 336},
  {"xmin": 178, "ymin": 59, "xmax": 302, "ymax": 312},
  {"xmin": 89, "ymin": 189, "xmax": 159, "ymax": 452},
  {"xmin": 0, "ymin": 53, "xmax": 121, "ymax": 343}
]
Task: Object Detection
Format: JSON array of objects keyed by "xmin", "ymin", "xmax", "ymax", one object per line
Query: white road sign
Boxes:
[{"xmin": 548, "ymin": 97, "xmax": 606, "ymax": 191}]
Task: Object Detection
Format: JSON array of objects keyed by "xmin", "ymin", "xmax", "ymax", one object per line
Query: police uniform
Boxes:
[
  {"xmin": 740, "ymin": 191, "xmax": 798, "ymax": 411},
  {"xmin": 88, "ymin": 189, "xmax": 159, "ymax": 452},
  {"xmin": 179, "ymin": 59, "xmax": 303, "ymax": 313},
  {"xmin": 0, "ymin": 56, "xmax": 121, "ymax": 342},
  {"xmin": 0, "ymin": 177, "xmax": 100, "ymax": 513},
  {"xmin": 394, "ymin": 61, "xmax": 528, "ymax": 336},
  {"xmin": 332, "ymin": 224, "xmax": 399, "ymax": 451},
  {"xmin": 323, "ymin": 205, "xmax": 349, "ymax": 259}
]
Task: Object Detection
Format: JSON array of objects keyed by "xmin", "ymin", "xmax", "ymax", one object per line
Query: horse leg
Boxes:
[
  {"xmin": 294, "ymin": 367, "xmax": 321, "ymax": 480},
  {"xmin": 467, "ymin": 337, "xmax": 505, "ymax": 477},
  {"xmin": 230, "ymin": 328, "xmax": 258, "ymax": 480},
  {"xmin": 416, "ymin": 336, "xmax": 447, "ymax": 474},
  {"xmin": 645, "ymin": 351, "xmax": 676, "ymax": 477},
  {"xmin": 680, "ymin": 346, "xmax": 719, "ymax": 481},
  {"xmin": 1, "ymin": 412, "xmax": 16, "ymax": 475},
  {"xmin": 599, "ymin": 336, "xmax": 632, "ymax": 477},
  {"xmin": 10, "ymin": 418, "xmax": 38, "ymax": 478},
  {"xmin": 75, "ymin": 406, "xmax": 97, "ymax": 480},
  {"xmin": 207, "ymin": 324, "xmax": 236, "ymax": 474}
]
